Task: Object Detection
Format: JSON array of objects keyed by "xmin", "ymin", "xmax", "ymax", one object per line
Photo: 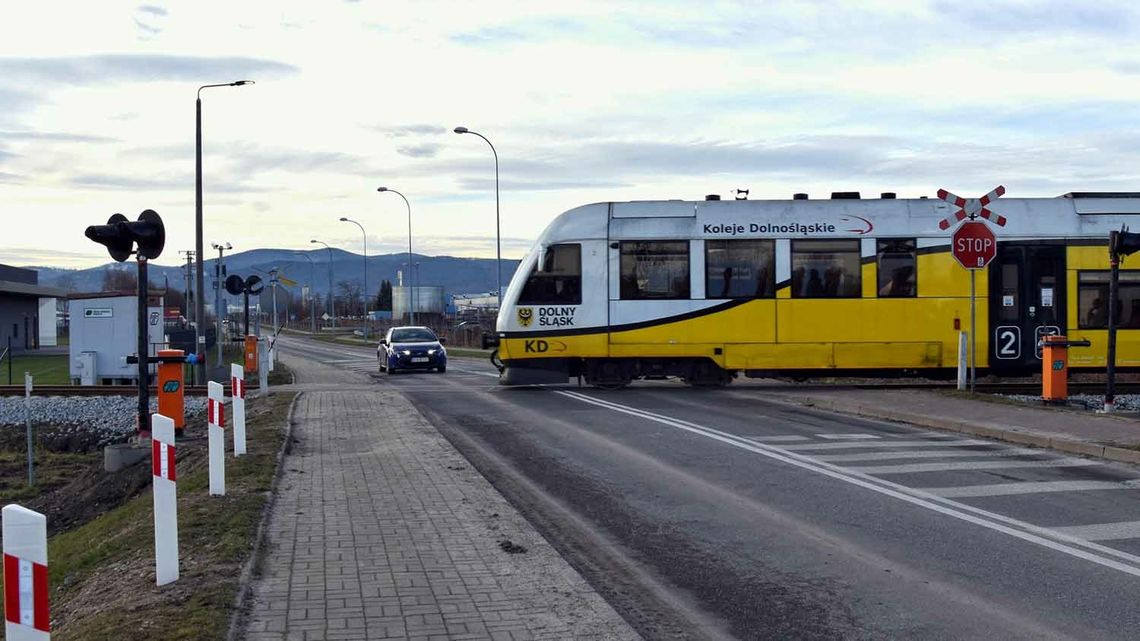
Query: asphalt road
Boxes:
[{"xmin": 278, "ymin": 335, "xmax": 1140, "ymax": 640}]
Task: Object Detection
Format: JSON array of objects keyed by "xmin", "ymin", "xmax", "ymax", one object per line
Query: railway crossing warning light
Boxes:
[{"xmin": 1110, "ymin": 228, "xmax": 1140, "ymax": 258}]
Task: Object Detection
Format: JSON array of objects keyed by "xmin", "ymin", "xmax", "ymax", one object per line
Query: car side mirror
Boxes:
[{"xmin": 438, "ymin": 337, "xmax": 446, "ymax": 344}]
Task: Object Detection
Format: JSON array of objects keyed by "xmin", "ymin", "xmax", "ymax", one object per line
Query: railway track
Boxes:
[
  {"xmin": 0, "ymin": 381, "xmax": 1133, "ymax": 396},
  {"xmin": 0, "ymin": 385, "xmax": 224, "ymax": 397}
]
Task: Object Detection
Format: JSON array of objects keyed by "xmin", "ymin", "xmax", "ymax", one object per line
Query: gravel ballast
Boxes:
[{"xmin": 0, "ymin": 396, "xmax": 209, "ymax": 446}]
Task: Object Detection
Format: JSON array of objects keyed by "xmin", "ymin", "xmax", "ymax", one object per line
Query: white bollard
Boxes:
[
  {"xmin": 207, "ymin": 381, "xmax": 226, "ymax": 496},
  {"xmin": 2, "ymin": 504, "xmax": 49, "ymax": 640},
  {"xmin": 151, "ymin": 413, "xmax": 179, "ymax": 586},
  {"xmin": 230, "ymin": 363, "xmax": 246, "ymax": 457}
]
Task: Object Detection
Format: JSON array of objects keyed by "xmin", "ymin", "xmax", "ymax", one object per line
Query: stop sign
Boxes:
[{"xmin": 952, "ymin": 221, "xmax": 997, "ymax": 269}]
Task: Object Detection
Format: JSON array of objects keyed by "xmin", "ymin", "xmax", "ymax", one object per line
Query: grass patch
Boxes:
[
  {"xmin": 1, "ymin": 389, "xmax": 296, "ymax": 640},
  {"xmin": 3, "ymin": 353, "xmax": 70, "ymax": 385}
]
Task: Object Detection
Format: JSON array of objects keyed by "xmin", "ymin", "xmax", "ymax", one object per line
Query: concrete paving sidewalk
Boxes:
[
  {"xmin": 240, "ymin": 383, "xmax": 638, "ymax": 640},
  {"xmin": 759, "ymin": 388, "xmax": 1140, "ymax": 466}
]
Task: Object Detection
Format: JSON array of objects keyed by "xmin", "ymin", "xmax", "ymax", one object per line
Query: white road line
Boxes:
[
  {"xmin": 923, "ymin": 481, "xmax": 1133, "ymax": 498},
  {"xmin": 743, "ymin": 435, "xmax": 812, "ymax": 443},
  {"xmin": 555, "ymin": 389, "xmax": 1140, "ymax": 579},
  {"xmin": 812, "ymin": 448, "xmax": 1041, "ymax": 463},
  {"xmin": 848, "ymin": 458, "xmax": 1100, "ymax": 475},
  {"xmin": 817, "ymin": 433, "xmax": 881, "ymax": 440},
  {"xmin": 1052, "ymin": 521, "xmax": 1140, "ymax": 542},
  {"xmin": 783, "ymin": 439, "xmax": 991, "ymax": 451}
]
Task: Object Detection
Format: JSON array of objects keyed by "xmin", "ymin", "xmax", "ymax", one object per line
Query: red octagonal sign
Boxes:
[{"xmin": 952, "ymin": 221, "xmax": 997, "ymax": 269}]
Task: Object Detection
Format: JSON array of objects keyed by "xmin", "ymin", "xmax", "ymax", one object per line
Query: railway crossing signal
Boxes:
[
  {"xmin": 951, "ymin": 221, "xmax": 997, "ymax": 269},
  {"xmin": 936, "ymin": 185, "xmax": 1007, "ymax": 230}
]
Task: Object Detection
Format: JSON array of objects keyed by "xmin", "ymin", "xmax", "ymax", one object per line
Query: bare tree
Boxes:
[
  {"xmin": 101, "ymin": 267, "xmax": 137, "ymax": 292},
  {"xmin": 337, "ymin": 280, "xmax": 363, "ymax": 317}
]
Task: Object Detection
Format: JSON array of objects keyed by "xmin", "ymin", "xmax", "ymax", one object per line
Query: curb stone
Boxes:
[
  {"xmin": 225, "ymin": 390, "xmax": 301, "ymax": 641},
  {"xmin": 766, "ymin": 393, "xmax": 1140, "ymax": 467}
]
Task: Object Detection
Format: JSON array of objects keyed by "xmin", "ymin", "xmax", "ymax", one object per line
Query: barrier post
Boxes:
[
  {"xmin": 151, "ymin": 413, "xmax": 179, "ymax": 585},
  {"xmin": 258, "ymin": 339, "xmax": 269, "ymax": 395},
  {"xmin": 957, "ymin": 331, "xmax": 968, "ymax": 391},
  {"xmin": 244, "ymin": 335, "xmax": 258, "ymax": 374},
  {"xmin": 2, "ymin": 504, "xmax": 49, "ymax": 640},
  {"xmin": 230, "ymin": 363, "xmax": 246, "ymax": 457},
  {"xmin": 207, "ymin": 381, "xmax": 225, "ymax": 496}
]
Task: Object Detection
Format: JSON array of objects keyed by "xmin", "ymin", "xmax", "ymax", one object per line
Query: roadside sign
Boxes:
[{"xmin": 952, "ymin": 221, "xmax": 997, "ymax": 269}]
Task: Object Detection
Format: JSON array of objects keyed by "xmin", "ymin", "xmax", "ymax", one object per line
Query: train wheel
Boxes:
[
  {"xmin": 683, "ymin": 361, "xmax": 732, "ymax": 388},
  {"xmin": 585, "ymin": 360, "xmax": 631, "ymax": 389}
]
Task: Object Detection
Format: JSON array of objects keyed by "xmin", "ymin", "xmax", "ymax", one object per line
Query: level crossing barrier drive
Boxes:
[
  {"xmin": 151, "ymin": 413, "xmax": 179, "ymax": 586},
  {"xmin": 207, "ymin": 382, "xmax": 225, "ymax": 496},
  {"xmin": 2, "ymin": 504, "xmax": 49, "ymax": 640},
  {"xmin": 231, "ymin": 363, "xmax": 246, "ymax": 457}
]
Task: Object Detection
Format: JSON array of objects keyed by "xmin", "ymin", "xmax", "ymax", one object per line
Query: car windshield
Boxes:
[{"xmin": 390, "ymin": 328, "xmax": 437, "ymax": 343}]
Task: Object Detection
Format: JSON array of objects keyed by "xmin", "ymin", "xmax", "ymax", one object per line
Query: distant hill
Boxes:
[{"xmin": 33, "ymin": 249, "xmax": 522, "ymax": 300}]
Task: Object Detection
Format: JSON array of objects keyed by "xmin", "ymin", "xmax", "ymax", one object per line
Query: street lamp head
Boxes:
[
  {"xmin": 377, "ymin": 186, "xmax": 388, "ymax": 192},
  {"xmin": 339, "ymin": 217, "xmax": 349, "ymax": 222},
  {"xmin": 453, "ymin": 126, "xmax": 468, "ymax": 134},
  {"xmin": 232, "ymin": 80, "xmax": 255, "ymax": 86},
  {"xmin": 310, "ymin": 239, "xmax": 318, "ymax": 244}
]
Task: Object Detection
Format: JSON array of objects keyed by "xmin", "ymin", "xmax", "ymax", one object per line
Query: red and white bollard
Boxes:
[
  {"xmin": 230, "ymin": 364, "xmax": 246, "ymax": 457},
  {"xmin": 207, "ymin": 381, "xmax": 226, "ymax": 496},
  {"xmin": 2, "ymin": 504, "xmax": 49, "ymax": 640},
  {"xmin": 151, "ymin": 413, "xmax": 179, "ymax": 586}
]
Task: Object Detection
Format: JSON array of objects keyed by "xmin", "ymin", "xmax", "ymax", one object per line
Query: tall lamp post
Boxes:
[
  {"xmin": 310, "ymin": 239, "xmax": 336, "ymax": 327},
  {"xmin": 339, "ymin": 218, "xmax": 368, "ymax": 332},
  {"xmin": 195, "ymin": 79, "xmax": 253, "ymax": 383},
  {"xmin": 293, "ymin": 251, "xmax": 317, "ymax": 334},
  {"xmin": 211, "ymin": 241, "xmax": 231, "ymax": 370},
  {"xmin": 377, "ymin": 187, "xmax": 415, "ymax": 325},
  {"xmin": 453, "ymin": 126, "xmax": 501, "ymax": 306}
]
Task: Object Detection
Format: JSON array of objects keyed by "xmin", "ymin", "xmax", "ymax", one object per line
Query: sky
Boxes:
[{"xmin": 3, "ymin": 0, "xmax": 1140, "ymax": 269}]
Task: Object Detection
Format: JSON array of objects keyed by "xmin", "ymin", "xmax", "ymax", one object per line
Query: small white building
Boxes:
[{"xmin": 68, "ymin": 291, "xmax": 165, "ymax": 385}]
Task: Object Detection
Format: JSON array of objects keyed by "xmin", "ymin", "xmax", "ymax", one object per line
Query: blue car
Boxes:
[{"xmin": 378, "ymin": 326, "xmax": 447, "ymax": 374}]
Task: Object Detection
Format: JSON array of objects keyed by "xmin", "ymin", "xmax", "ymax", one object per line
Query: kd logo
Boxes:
[
  {"xmin": 524, "ymin": 340, "xmax": 566, "ymax": 353},
  {"xmin": 517, "ymin": 307, "xmax": 533, "ymax": 327},
  {"xmin": 162, "ymin": 380, "xmax": 181, "ymax": 393}
]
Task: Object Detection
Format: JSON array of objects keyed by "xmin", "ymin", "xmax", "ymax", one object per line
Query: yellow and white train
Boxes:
[{"xmin": 493, "ymin": 191, "xmax": 1140, "ymax": 387}]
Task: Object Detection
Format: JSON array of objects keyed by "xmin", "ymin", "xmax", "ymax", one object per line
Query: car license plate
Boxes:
[{"xmin": 411, "ymin": 357, "xmax": 429, "ymax": 363}]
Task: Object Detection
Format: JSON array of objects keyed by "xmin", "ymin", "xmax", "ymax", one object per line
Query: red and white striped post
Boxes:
[
  {"xmin": 230, "ymin": 363, "xmax": 246, "ymax": 457},
  {"xmin": 151, "ymin": 413, "xmax": 179, "ymax": 586},
  {"xmin": 2, "ymin": 504, "xmax": 49, "ymax": 640},
  {"xmin": 207, "ymin": 381, "xmax": 226, "ymax": 496}
]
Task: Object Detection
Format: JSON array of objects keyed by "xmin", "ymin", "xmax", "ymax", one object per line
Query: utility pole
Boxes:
[
  {"xmin": 179, "ymin": 250, "xmax": 194, "ymax": 321},
  {"xmin": 271, "ymin": 268, "xmax": 279, "ymax": 331},
  {"xmin": 211, "ymin": 242, "xmax": 231, "ymax": 372}
]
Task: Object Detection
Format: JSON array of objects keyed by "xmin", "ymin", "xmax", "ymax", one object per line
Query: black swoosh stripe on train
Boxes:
[{"xmin": 500, "ymin": 298, "xmax": 752, "ymax": 339}]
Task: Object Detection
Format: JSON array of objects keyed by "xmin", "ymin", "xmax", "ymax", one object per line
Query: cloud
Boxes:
[
  {"xmin": 0, "ymin": 54, "xmax": 299, "ymax": 85},
  {"xmin": 932, "ymin": 0, "xmax": 1133, "ymax": 35},
  {"xmin": 0, "ymin": 171, "xmax": 24, "ymax": 184},
  {"xmin": 66, "ymin": 171, "xmax": 267, "ymax": 193},
  {"xmin": 0, "ymin": 130, "xmax": 118, "ymax": 143},
  {"xmin": 372, "ymin": 124, "xmax": 447, "ymax": 138},
  {"xmin": 134, "ymin": 18, "xmax": 161, "ymax": 35},
  {"xmin": 220, "ymin": 144, "xmax": 373, "ymax": 178},
  {"xmin": 137, "ymin": 5, "xmax": 167, "ymax": 16},
  {"xmin": 397, "ymin": 143, "xmax": 441, "ymax": 158}
]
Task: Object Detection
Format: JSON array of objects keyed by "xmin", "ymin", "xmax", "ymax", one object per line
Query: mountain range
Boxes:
[{"xmin": 31, "ymin": 248, "xmax": 522, "ymax": 300}]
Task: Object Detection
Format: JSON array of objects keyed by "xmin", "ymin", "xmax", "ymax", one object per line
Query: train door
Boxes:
[{"xmin": 988, "ymin": 243, "xmax": 1066, "ymax": 371}]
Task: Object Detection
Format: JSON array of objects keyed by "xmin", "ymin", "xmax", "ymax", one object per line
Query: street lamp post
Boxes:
[
  {"xmin": 211, "ymin": 241, "xmax": 231, "ymax": 370},
  {"xmin": 195, "ymin": 79, "xmax": 253, "ymax": 383},
  {"xmin": 310, "ymin": 239, "xmax": 336, "ymax": 327},
  {"xmin": 294, "ymin": 251, "xmax": 317, "ymax": 334},
  {"xmin": 339, "ymin": 218, "xmax": 368, "ymax": 335},
  {"xmin": 377, "ymin": 187, "xmax": 415, "ymax": 325},
  {"xmin": 453, "ymin": 126, "xmax": 501, "ymax": 306}
]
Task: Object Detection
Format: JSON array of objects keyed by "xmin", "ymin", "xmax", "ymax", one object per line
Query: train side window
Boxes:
[
  {"xmin": 517, "ymin": 244, "xmax": 582, "ymax": 305},
  {"xmin": 876, "ymin": 239, "xmax": 917, "ymax": 297},
  {"xmin": 791, "ymin": 239, "xmax": 861, "ymax": 298},
  {"xmin": 620, "ymin": 241, "xmax": 690, "ymax": 300},
  {"xmin": 706, "ymin": 240, "xmax": 775, "ymax": 299},
  {"xmin": 1077, "ymin": 270, "xmax": 1140, "ymax": 329}
]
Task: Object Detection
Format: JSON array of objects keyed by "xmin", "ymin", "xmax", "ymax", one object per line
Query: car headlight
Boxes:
[
  {"xmin": 401, "ymin": 349, "xmax": 412, "ymax": 355},
  {"xmin": 427, "ymin": 349, "xmax": 437, "ymax": 355}
]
